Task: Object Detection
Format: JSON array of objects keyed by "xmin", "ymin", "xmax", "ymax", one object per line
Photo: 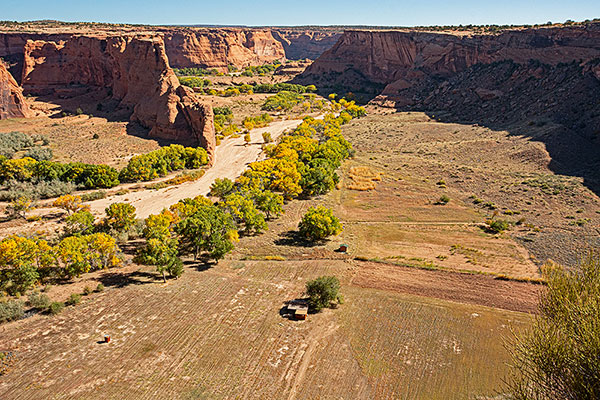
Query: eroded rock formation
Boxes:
[
  {"xmin": 300, "ymin": 24, "xmax": 600, "ymax": 103},
  {"xmin": 0, "ymin": 61, "xmax": 32, "ymax": 119},
  {"xmin": 20, "ymin": 35, "xmax": 215, "ymax": 158}
]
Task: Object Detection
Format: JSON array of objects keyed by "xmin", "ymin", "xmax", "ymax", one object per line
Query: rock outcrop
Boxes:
[
  {"xmin": 162, "ymin": 29, "xmax": 286, "ymax": 69},
  {"xmin": 300, "ymin": 24, "xmax": 600, "ymax": 102},
  {"xmin": 0, "ymin": 61, "xmax": 32, "ymax": 119},
  {"xmin": 20, "ymin": 35, "xmax": 215, "ymax": 158},
  {"xmin": 272, "ymin": 29, "xmax": 341, "ymax": 60}
]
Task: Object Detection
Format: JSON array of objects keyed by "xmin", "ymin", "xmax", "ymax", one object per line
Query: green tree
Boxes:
[
  {"xmin": 506, "ymin": 254, "xmax": 600, "ymax": 399},
  {"xmin": 305, "ymin": 276, "xmax": 341, "ymax": 312},
  {"xmin": 209, "ymin": 178, "xmax": 235, "ymax": 200},
  {"xmin": 138, "ymin": 212, "xmax": 183, "ymax": 281},
  {"xmin": 175, "ymin": 204, "xmax": 238, "ymax": 262},
  {"xmin": 104, "ymin": 202, "xmax": 137, "ymax": 233},
  {"xmin": 220, "ymin": 193, "xmax": 267, "ymax": 235},
  {"xmin": 298, "ymin": 206, "xmax": 342, "ymax": 241},
  {"xmin": 252, "ymin": 190, "xmax": 283, "ymax": 219}
]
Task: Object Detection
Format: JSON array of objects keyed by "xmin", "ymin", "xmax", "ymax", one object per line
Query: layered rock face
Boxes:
[
  {"xmin": 0, "ymin": 61, "xmax": 32, "ymax": 119},
  {"xmin": 162, "ymin": 29, "xmax": 286, "ymax": 69},
  {"xmin": 20, "ymin": 35, "xmax": 215, "ymax": 158},
  {"xmin": 272, "ymin": 30, "xmax": 342, "ymax": 60},
  {"xmin": 300, "ymin": 24, "xmax": 600, "ymax": 101}
]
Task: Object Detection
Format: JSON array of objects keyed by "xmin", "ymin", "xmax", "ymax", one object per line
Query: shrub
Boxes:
[
  {"xmin": 80, "ymin": 190, "xmax": 107, "ymax": 201},
  {"xmin": 436, "ymin": 195, "xmax": 450, "ymax": 205},
  {"xmin": 82, "ymin": 286, "xmax": 93, "ymax": 296},
  {"xmin": 23, "ymin": 147, "xmax": 53, "ymax": 161},
  {"xmin": 298, "ymin": 206, "xmax": 343, "ymax": 241},
  {"xmin": 49, "ymin": 301, "xmax": 64, "ymax": 315},
  {"xmin": 484, "ymin": 219, "xmax": 510, "ymax": 234},
  {"xmin": 506, "ymin": 253, "xmax": 600, "ymax": 398},
  {"xmin": 66, "ymin": 293, "xmax": 81, "ymax": 306},
  {"xmin": 28, "ymin": 292, "xmax": 50, "ymax": 310},
  {"xmin": 262, "ymin": 132, "xmax": 272, "ymax": 143},
  {"xmin": 0, "ymin": 299, "xmax": 24, "ymax": 323},
  {"xmin": 0, "ymin": 179, "xmax": 76, "ymax": 201},
  {"xmin": 104, "ymin": 202, "xmax": 137, "ymax": 233},
  {"xmin": 95, "ymin": 283, "xmax": 105, "ymax": 292},
  {"xmin": 305, "ymin": 276, "xmax": 341, "ymax": 312}
]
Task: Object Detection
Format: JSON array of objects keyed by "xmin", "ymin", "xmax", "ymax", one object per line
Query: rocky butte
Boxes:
[
  {"xmin": 2, "ymin": 33, "xmax": 215, "ymax": 159},
  {"xmin": 0, "ymin": 61, "xmax": 32, "ymax": 119}
]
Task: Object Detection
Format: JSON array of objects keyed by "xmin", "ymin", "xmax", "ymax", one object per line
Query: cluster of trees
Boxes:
[
  {"xmin": 190, "ymin": 82, "xmax": 316, "ymax": 98},
  {"xmin": 173, "ymin": 67, "xmax": 219, "ymax": 77},
  {"xmin": 242, "ymin": 113, "xmax": 273, "ymax": 131},
  {"xmin": 119, "ymin": 145, "xmax": 208, "ymax": 182},
  {"xmin": 137, "ymin": 195, "xmax": 241, "ymax": 281},
  {"xmin": 238, "ymin": 113, "xmax": 354, "ymax": 199},
  {"xmin": 0, "ymin": 232, "xmax": 122, "ymax": 296},
  {"xmin": 0, "ymin": 157, "xmax": 120, "ymax": 189},
  {"xmin": 240, "ymin": 62, "xmax": 281, "ymax": 77},
  {"xmin": 0, "ymin": 196, "xmax": 140, "ymax": 295},
  {"xmin": 178, "ymin": 76, "xmax": 212, "ymax": 88},
  {"xmin": 262, "ymin": 91, "xmax": 305, "ymax": 111},
  {"xmin": 0, "ymin": 145, "xmax": 209, "ymax": 199}
]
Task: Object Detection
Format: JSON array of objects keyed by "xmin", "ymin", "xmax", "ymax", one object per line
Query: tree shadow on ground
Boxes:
[
  {"xmin": 274, "ymin": 230, "xmax": 322, "ymax": 247},
  {"xmin": 97, "ymin": 270, "xmax": 159, "ymax": 289},
  {"xmin": 183, "ymin": 259, "xmax": 214, "ymax": 272}
]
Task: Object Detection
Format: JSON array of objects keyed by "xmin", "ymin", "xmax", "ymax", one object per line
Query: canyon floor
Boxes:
[{"xmin": 1, "ymin": 107, "xmax": 580, "ymax": 399}]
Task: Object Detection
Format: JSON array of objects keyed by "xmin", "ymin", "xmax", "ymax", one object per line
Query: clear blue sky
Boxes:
[{"xmin": 2, "ymin": 0, "xmax": 599, "ymax": 27}]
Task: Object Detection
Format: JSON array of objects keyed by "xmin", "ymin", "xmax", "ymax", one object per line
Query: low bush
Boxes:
[
  {"xmin": 49, "ymin": 301, "xmax": 64, "ymax": 315},
  {"xmin": 82, "ymin": 286, "xmax": 93, "ymax": 296},
  {"xmin": 80, "ymin": 190, "xmax": 107, "ymax": 201},
  {"xmin": 95, "ymin": 283, "xmax": 105, "ymax": 292},
  {"xmin": 0, "ymin": 299, "xmax": 24, "ymax": 323},
  {"xmin": 23, "ymin": 147, "xmax": 53, "ymax": 161},
  {"xmin": 0, "ymin": 179, "xmax": 76, "ymax": 201},
  {"xmin": 484, "ymin": 219, "xmax": 510, "ymax": 234},
  {"xmin": 28, "ymin": 292, "xmax": 50, "ymax": 310},
  {"xmin": 66, "ymin": 293, "xmax": 81, "ymax": 306}
]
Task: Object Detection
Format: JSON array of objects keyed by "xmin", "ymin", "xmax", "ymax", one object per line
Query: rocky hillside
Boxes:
[
  {"xmin": 0, "ymin": 61, "xmax": 32, "ymax": 119},
  {"xmin": 299, "ymin": 23, "xmax": 600, "ymax": 101},
  {"xmin": 18, "ymin": 34, "xmax": 215, "ymax": 157}
]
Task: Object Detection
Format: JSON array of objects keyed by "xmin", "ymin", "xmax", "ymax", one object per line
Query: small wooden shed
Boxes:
[{"xmin": 287, "ymin": 300, "xmax": 309, "ymax": 320}]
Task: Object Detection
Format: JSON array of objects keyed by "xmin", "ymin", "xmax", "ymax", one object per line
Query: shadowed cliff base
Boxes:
[{"xmin": 385, "ymin": 60, "xmax": 600, "ymax": 197}]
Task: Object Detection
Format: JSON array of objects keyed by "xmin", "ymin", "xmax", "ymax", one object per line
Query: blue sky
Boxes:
[{"xmin": 2, "ymin": 0, "xmax": 599, "ymax": 26}]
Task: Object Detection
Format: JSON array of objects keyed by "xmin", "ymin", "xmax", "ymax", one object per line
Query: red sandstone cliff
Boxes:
[
  {"xmin": 20, "ymin": 35, "xmax": 215, "ymax": 158},
  {"xmin": 300, "ymin": 24, "xmax": 600, "ymax": 99},
  {"xmin": 0, "ymin": 61, "xmax": 32, "ymax": 119},
  {"xmin": 271, "ymin": 29, "xmax": 341, "ymax": 60},
  {"xmin": 162, "ymin": 29, "xmax": 286, "ymax": 69}
]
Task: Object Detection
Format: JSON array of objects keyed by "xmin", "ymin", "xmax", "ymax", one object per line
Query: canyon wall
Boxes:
[
  {"xmin": 162, "ymin": 28, "xmax": 286, "ymax": 69},
  {"xmin": 271, "ymin": 29, "xmax": 341, "ymax": 60},
  {"xmin": 0, "ymin": 62, "xmax": 32, "ymax": 119},
  {"xmin": 21, "ymin": 35, "xmax": 215, "ymax": 157},
  {"xmin": 300, "ymin": 24, "xmax": 600, "ymax": 101}
]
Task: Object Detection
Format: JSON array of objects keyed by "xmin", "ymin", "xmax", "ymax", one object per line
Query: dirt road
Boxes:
[{"xmin": 88, "ymin": 118, "xmax": 304, "ymax": 219}]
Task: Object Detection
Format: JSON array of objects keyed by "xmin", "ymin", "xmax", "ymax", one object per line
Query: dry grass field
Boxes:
[{"xmin": 0, "ymin": 258, "xmax": 531, "ymax": 400}]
